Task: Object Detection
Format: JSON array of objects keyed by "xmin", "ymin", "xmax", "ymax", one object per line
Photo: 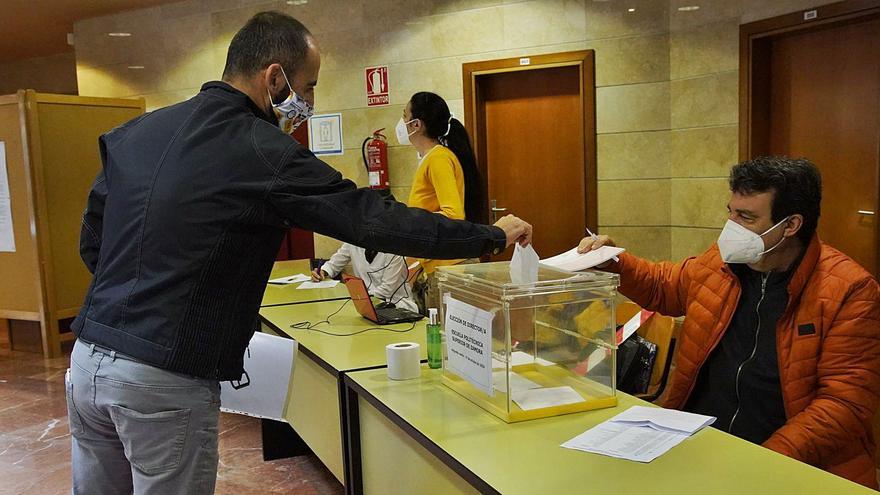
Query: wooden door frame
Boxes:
[
  {"xmin": 462, "ymin": 50, "xmax": 597, "ymax": 232},
  {"xmin": 739, "ymin": 0, "xmax": 880, "ymax": 273}
]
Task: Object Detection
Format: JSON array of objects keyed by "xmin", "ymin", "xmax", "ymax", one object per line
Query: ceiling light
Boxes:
[
  {"xmin": 286, "ymin": 0, "xmax": 307, "ymax": 5},
  {"xmin": 677, "ymin": 5, "xmax": 700, "ymax": 11},
  {"xmin": 127, "ymin": 65, "xmax": 145, "ymax": 69},
  {"xmin": 107, "ymin": 32, "xmax": 132, "ymax": 37},
  {"xmin": 628, "ymin": 8, "xmax": 636, "ymax": 12}
]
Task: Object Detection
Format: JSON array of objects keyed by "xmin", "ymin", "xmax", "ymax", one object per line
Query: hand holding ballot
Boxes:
[
  {"xmin": 539, "ymin": 232, "xmax": 624, "ymax": 272},
  {"xmin": 494, "ymin": 214, "xmax": 533, "ymax": 247},
  {"xmin": 577, "ymin": 233, "xmax": 619, "ymax": 269}
]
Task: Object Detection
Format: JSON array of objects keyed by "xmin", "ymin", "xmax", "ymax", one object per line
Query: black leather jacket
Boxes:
[{"xmin": 72, "ymin": 81, "xmax": 505, "ymax": 380}]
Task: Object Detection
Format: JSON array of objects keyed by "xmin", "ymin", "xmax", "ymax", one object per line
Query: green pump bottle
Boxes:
[{"xmin": 427, "ymin": 308, "xmax": 442, "ymax": 369}]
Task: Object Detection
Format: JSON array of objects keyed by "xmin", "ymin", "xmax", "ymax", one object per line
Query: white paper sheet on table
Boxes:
[
  {"xmin": 296, "ymin": 280, "xmax": 339, "ymax": 289},
  {"xmin": 268, "ymin": 273, "xmax": 311, "ymax": 285},
  {"xmin": 540, "ymin": 246, "xmax": 625, "ymax": 272},
  {"xmin": 561, "ymin": 406, "xmax": 715, "ymax": 462},
  {"xmin": 561, "ymin": 421, "xmax": 690, "ymax": 463}
]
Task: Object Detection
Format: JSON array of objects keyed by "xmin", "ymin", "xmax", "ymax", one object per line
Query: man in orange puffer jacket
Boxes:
[{"xmin": 581, "ymin": 157, "xmax": 880, "ymax": 488}]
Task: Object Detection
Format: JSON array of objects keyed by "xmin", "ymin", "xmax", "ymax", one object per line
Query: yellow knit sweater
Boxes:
[{"xmin": 407, "ymin": 145, "xmax": 466, "ymax": 274}]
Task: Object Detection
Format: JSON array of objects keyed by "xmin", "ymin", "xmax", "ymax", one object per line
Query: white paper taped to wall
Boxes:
[
  {"xmin": 0, "ymin": 142, "xmax": 15, "ymax": 253},
  {"xmin": 0, "ymin": 141, "xmax": 9, "ymax": 197}
]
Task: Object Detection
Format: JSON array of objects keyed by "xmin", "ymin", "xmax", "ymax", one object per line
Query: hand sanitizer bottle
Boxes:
[{"xmin": 427, "ymin": 308, "xmax": 442, "ymax": 369}]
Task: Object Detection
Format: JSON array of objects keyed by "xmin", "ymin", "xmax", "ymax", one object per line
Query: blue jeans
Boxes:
[{"xmin": 66, "ymin": 339, "xmax": 221, "ymax": 494}]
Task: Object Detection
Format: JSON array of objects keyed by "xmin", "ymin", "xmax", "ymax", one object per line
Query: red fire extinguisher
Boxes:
[{"xmin": 362, "ymin": 129, "xmax": 390, "ymax": 192}]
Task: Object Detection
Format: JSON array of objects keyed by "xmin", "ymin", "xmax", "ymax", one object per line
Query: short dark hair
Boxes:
[
  {"xmin": 728, "ymin": 156, "xmax": 822, "ymax": 244},
  {"xmin": 222, "ymin": 11, "xmax": 311, "ymax": 79}
]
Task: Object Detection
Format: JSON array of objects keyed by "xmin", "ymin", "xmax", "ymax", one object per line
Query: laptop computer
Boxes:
[{"xmin": 342, "ymin": 274, "xmax": 423, "ymax": 325}]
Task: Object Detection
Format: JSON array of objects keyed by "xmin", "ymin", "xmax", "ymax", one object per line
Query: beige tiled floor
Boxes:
[{"xmin": 0, "ymin": 328, "xmax": 342, "ymax": 495}]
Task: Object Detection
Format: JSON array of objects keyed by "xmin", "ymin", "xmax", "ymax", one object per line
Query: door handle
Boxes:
[
  {"xmin": 858, "ymin": 210, "xmax": 875, "ymax": 216},
  {"xmin": 491, "ymin": 199, "xmax": 507, "ymax": 222}
]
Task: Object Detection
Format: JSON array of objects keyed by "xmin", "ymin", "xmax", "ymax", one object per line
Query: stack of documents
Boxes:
[{"xmin": 561, "ymin": 406, "xmax": 715, "ymax": 462}]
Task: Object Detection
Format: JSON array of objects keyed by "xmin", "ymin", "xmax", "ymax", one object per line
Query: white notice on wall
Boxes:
[
  {"xmin": 0, "ymin": 142, "xmax": 9, "ymax": 198},
  {"xmin": 445, "ymin": 297, "xmax": 494, "ymax": 396},
  {"xmin": 0, "ymin": 142, "xmax": 15, "ymax": 253},
  {"xmin": 308, "ymin": 113, "xmax": 344, "ymax": 156}
]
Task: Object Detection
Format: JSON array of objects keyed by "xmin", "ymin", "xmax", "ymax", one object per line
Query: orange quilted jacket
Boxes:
[{"xmin": 609, "ymin": 235, "xmax": 880, "ymax": 488}]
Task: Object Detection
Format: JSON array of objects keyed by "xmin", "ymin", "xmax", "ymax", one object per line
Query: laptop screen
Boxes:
[{"xmin": 343, "ymin": 275, "xmax": 379, "ymax": 322}]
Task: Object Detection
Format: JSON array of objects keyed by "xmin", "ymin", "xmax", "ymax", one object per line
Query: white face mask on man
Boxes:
[
  {"xmin": 268, "ymin": 66, "xmax": 314, "ymax": 134},
  {"xmin": 717, "ymin": 216, "xmax": 791, "ymax": 264},
  {"xmin": 395, "ymin": 117, "xmax": 417, "ymax": 146}
]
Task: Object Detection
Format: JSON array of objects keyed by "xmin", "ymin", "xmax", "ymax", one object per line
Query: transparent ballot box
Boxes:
[{"xmin": 436, "ymin": 262, "xmax": 620, "ymax": 423}]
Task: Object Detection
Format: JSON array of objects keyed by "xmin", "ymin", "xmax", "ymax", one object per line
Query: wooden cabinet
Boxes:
[{"xmin": 0, "ymin": 90, "xmax": 144, "ymax": 357}]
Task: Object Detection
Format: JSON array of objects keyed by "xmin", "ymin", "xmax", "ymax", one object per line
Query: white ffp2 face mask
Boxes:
[
  {"xmin": 395, "ymin": 117, "xmax": 417, "ymax": 146},
  {"xmin": 717, "ymin": 216, "xmax": 790, "ymax": 264},
  {"xmin": 268, "ymin": 66, "xmax": 314, "ymax": 135}
]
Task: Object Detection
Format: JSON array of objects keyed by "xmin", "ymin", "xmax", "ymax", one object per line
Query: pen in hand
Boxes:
[{"xmin": 585, "ymin": 227, "xmax": 619, "ymax": 262}]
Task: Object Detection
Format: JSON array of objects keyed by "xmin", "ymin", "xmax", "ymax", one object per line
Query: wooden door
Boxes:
[
  {"xmin": 465, "ymin": 52, "xmax": 596, "ymax": 261},
  {"xmin": 742, "ymin": 2, "xmax": 880, "ymax": 275}
]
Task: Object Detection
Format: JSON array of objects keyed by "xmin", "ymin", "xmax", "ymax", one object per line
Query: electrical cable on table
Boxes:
[{"xmin": 289, "ymin": 298, "xmax": 418, "ymax": 336}]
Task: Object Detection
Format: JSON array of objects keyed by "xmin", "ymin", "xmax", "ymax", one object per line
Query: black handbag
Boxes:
[{"xmin": 616, "ymin": 334, "xmax": 658, "ymax": 395}]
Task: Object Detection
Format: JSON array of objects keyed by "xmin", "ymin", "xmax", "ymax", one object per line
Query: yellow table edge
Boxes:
[
  {"xmin": 342, "ymin": 367, "xmax": 876, "ymax": 495},
  {"xmin": 342, "ymin": 371, "xmax": 497, "ymax": 495}
]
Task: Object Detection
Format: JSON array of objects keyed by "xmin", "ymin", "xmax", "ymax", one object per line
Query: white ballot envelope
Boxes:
[
  {"xmin": 510, "ymin": 243, "xmax": 539, "ymax": 284},
  {"xmin": 540, "ymin": 246, "xmax": 625, "ymax": 272}
]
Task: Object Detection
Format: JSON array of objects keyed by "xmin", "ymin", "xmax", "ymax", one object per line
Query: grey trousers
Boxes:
[{"xmin": 66, "ymin": 339, "xmax": 221, "ymax": 495}]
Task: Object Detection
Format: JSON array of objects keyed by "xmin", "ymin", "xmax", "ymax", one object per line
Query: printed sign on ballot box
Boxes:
[{"xmin": 444, "ymin": 297, "xmax": 494, "ymax": 396}]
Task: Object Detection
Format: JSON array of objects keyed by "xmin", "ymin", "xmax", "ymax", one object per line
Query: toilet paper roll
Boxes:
[{"xmin": 386, "ymin": 342, "xmax": 421, "ymax": 380}]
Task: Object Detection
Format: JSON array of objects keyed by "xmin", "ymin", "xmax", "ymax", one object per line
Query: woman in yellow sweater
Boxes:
[{"xmin": 395, "ymin": 91, "xmax": 484, "ymax": 312}]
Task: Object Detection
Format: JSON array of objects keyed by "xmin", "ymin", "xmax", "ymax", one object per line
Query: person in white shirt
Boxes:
[{"xmin": 311, "ymin": 243, "xmax": 418, "ymax": 313}]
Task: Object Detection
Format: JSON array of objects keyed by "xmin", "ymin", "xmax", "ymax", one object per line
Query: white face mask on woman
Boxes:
[
  {"xmin": 717, "ymin": 216, "xmax": 790, "ymax": 264},
  {"xmin": 395, "ymin": 117, "xmax": 417, "ymax": 146}
]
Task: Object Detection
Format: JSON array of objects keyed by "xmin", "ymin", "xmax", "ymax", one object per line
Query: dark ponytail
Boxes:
[{"xmin": 409, "ymin": 92, "xmax": 485, "ymax": 224}]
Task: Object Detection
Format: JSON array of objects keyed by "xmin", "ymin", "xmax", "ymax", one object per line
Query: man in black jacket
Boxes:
[{"xmin": 66, "ymin": 11, "xmax": 531, "ymax": 494}]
